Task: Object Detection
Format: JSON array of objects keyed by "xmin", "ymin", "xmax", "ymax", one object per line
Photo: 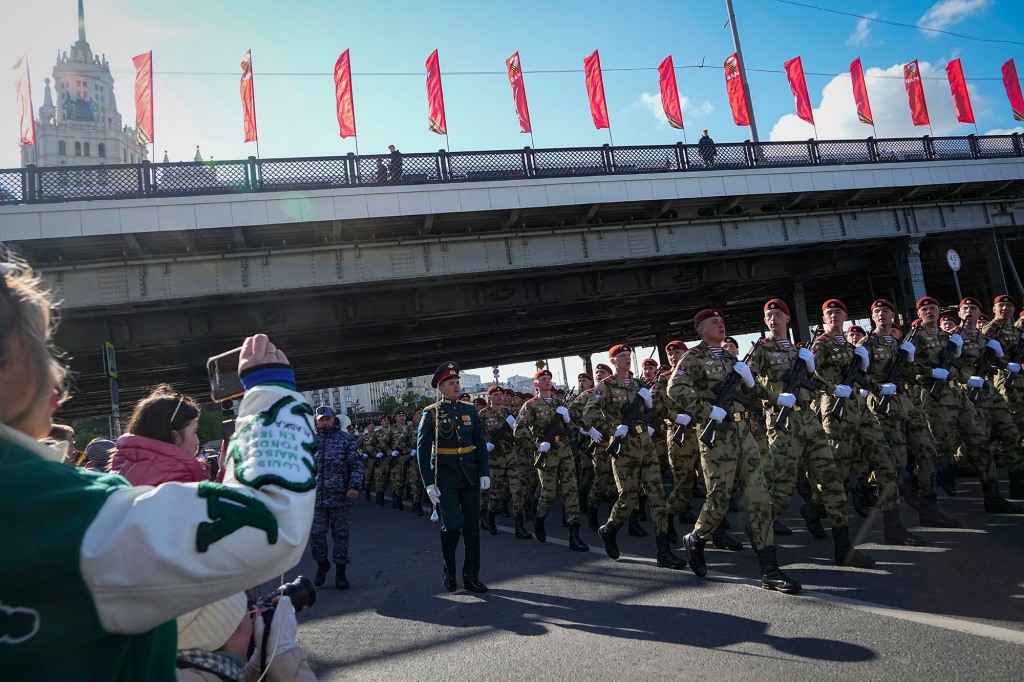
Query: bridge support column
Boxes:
[
  {"xmin": 792, "ymin": 280, "xmax": 810, "ymax": 343},
  {"xmin": 897, "ymin": 237, "xmax": 928, "ymax": 312},
  {"xmin": 655, "ymin": 329, "xmax": 669, "ymax": 367},
  {"xmin": 581, "ymin": 354, "xmax": 593, "ymax": 379}
]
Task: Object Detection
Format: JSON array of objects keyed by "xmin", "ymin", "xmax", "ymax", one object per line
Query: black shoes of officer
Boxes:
[
  {"xmin": 919, "ymin": 494, "xmax": 961, "ymax": 527},
  {"xmin": 442, "ymin": 565, "xmax": 457, "ymax": 593},
  {"xmin": 599, "ymin": 521, "xmax": 622, "ymax": 559},
  {"xmin": 654, "ymin": 534, "xmax": 687, "ymax": 569},
  {"xmin": 463, "ymin": 579, "xmax": 488, "ymax": 593},
  {"xmin": 376, "ymin": 491, "xmax": 385, "ymax": 507},
  {"xmin": 982, "ymin": 479, "xmax": 1024, "ymax": 514},
  {"xmin": 313, "ymin": 560, "xmax": 330, "ymax": 588},
  {"xmin": 485, "ymin": 511, "xmax": 498, "ymax": 535},
  {"xmin": 568, "ymin": 524, "xmax": 589, "ymax": 552},
  {"xmin": 682, "ymin": 532, "xmax": 707, "ymax": 577},
  {"xmin": 799, "ymin": 503, "xmax": 826, "ymax": 539},
  {"xmin": 534, "ymin": 514, "xmax": 547, "ymax": 543},
  {"xmin": 627, "ymin": 512, "xmax": 648, "ymax": 537},
  {"xmin": 335, "ymin": 564, "xmax": 349, "ymax": 590},
  {"xmin": 882, "ymin": 510, "xmax": 926, "ymax": 545},
  {"xmin": 586, "ymin": 504, "xmax": 600, "ymax": 532},
  {"xmin": 832, "ymin": 526, "xmax": 875, "ymax": 569},
  {"xmin": 711, "ymin": 527, "xmax": 743, "ymax": 551},
  {"xmin": 514, "ymin": 513, "xmax": 533, "ymax": 540},
  {"xmin": 412, "ymin": 500, "xmax": 424, "ymax": 517},
  {"xmin": 756, "ymin": 546, "xmax": 802, "ymax": 594},
  {"xmin": 772, "ymin": 519, "xmax": 794, "ymax": 536}
]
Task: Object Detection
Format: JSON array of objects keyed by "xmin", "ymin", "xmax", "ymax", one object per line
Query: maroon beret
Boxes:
[
  {"xmin": 994, "ymin": 294, "xmax": 1016, "ymax": 306},
  {"xmin": 595, "ymin": 363, "xmax": 613, "ymax": 375},
  {"xmin": 871, "ymin": 298, "xmax": 896, "ymax": 312},
  {"xmin": 533, "ymin": 369, "xmax": 553, "ymax": 380},
  {"xmin": 665, "ymin": 339, "xmax": 687, "ymax": 352},
  {"xmin": 641, "ymin": 358, "xmax": 658, "ymax": 368},
  {"xmin": 959, "ymin": 296, "xmax": 982, "ymax": 309},
  {"xmin": 764, "ymin": 299, "xmax": 790, "ymax": 316},
  {"xmin": 847, "ymin": 325, "xmax": 866, "ymax": 336},
  {"xmin": 822, "ymin": 299, "xmax": 847, "ymax": 313},
  {"xmin": 694, "ymin": 309, "xmax": 722, "ymax": 325},
  {"xmin": 608, "ymin": 344, "xmax": 632, "ymax": 358},
  {"xmin": 916, "ymin": 296, "xmax": 940, "ymax": 309}
]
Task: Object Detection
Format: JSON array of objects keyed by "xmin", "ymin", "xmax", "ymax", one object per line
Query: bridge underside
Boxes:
[{"xmin": 8, "ymin": 177, "xmax": 1023, "ymax": 417}]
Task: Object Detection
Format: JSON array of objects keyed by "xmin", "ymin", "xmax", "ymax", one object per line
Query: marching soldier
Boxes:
[
  {"xmin": 983, "ymin": 295, "xmax": 1024, "ymax": 499},
  {"xmin": 584, "ymin": 345, "xmax": 688, "ymax": 570},
  {"xmin": 388, "ymin": 411, "xmax": 420, "ymax": 514},
  {"xmin": 668, "ymin": 310, "xmax": 801, "ymax": 592},
  {"xmin": 358, "ymin": 421, "xmax": 378, "ymax": 502},
  {"xmin": 572, "ymin": 372, "xmax": 598, "ymax": 528},
  {"xmin": 479, "ymin": 386, "xmax": 532, "ymax": 538},
  {"xmin": 515, "ymin": 370, "xmax": 589, "ymax": 551},
  {"xmin": 416, "ymin": 362, "xmax": 491, "ymax": 594},
  {"xmin": 374, "ymin": 415, "xmax": 394, "ymax": 506},
  {"xmin": 661, "ymin": 341, "xmax": 700, "ymax": 537},
  {"xmin": 585, "ymin": 363, "xmax": 619, "ymax": 530}
]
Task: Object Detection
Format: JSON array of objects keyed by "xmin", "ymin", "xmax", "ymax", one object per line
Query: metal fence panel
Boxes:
[
  {"xmin": 816, "ymin": 139, "xmax": 873, "ymax": 165},
  {"xmin": 610, "ymin": 145, "xmax": 679, "ymax": 173},
  {"xmin": 533, "ymin": 147, "xmax": 606, "ymax": 177},
  {"xmin": 931, "ymin": 136, "xmax": 973, "ymax": 160},
  {"xmin": 37, "ymin": 164, "xmax": 141, "ymax": 201},
  {"xmin": 977, "ymin": 135, "xmax": 1018, "ymax": 158},
  {"xmin": 151, "ymin": 161, "xmax": 250, "ymax": 196},
  {"xmin": 752, "ymin": 141, "xmax": 813, "ymax": 167},
  {"xmin": 259, "ymin": 157, "xmax": 349, "ymax": 190},
  {"xmin": 447, "ymin": 150, "xmax": 525, "ymax": 181},
  {"xmin": 875, "ymin": 137, "xmax": 929, "ymax": 162},
  {"xmin": 355, "ymin": 153, "xmax": 439, "ymax": 185},
  {"xmin": 0, "ymin": 169, "xmax": 25, "ymax": 204}
]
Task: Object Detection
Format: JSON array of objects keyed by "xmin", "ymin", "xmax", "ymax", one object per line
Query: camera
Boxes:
[
  {"xmin": 255, "ymin": 575, "xmax": 317, "ymax": 620},
  {"xmin": 207, "ymin": 346, "xmax": 245, "ymax": 402}
]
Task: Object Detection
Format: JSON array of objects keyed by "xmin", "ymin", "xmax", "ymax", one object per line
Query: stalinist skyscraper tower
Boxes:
[{"xmin": 20, "ymin": 0, "xmax": 147, "ymax": 168}]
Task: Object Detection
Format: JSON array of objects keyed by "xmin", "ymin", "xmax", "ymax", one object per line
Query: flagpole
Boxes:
[
  {"xmin": 529, "ymin": 131, "xmax": 536, "ymax": 149},
  {"xmin": 607, "ymin": 127, "xmax": 614, "ymax": 147}
]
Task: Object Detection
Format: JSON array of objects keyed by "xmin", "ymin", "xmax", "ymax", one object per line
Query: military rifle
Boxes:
[
  {"xmin": 606, "ymin": 378, "xmax": 658, "ymax": 458},
  {"xmin": 1003, "ymin": 329, "xmax": 1024, "ymax": 392},
  {"xmin": 968, "ymin": 332, "xmax": 999, "ymax": 404},
  {"xmin": 827, "ymin": 346, "xmax": 869, "ymax": 422},
  {"xmin": 928, "ymin": 323, "xmax": 964, "ymax": 400},
  {"xmin": 877, "ymin": 323, "xmax": 920, "ymax": 417},
  {"xmin": 488, "ymin": 418, "xmax": 517, "ymax": 446},
  {"xmin": 533, "ymin": 388, "xmax": 577, "ymax": 469},
  {"xmin": 699, "ymin": 342, "xmax": 760, "ymax": 448},
  {"xmin": 773, "ymin": 344, "xmax": 818, "ymax": 433}
]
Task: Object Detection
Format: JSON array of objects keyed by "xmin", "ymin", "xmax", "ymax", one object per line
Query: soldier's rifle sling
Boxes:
[
  {"xmin": 877, "ymin": 322, "xmax": 920, "ymax": 417},
  {"xmin": 968, "ymin": 331, "xmax": 1000, "ymax": 404},
  {"xmin": 928, "ymin": 322, "xmax": 965, "ymax": 401},
  {"xmin": 828, "ymin": 344, "xmax": 870, "ymax": 422},
  {"xmin": 606, "ymin": 375, "xmax": 658, "ymax": 458},
  {"xmin": 699, "ymin": 342, "xmax": 757, "ymax": 448}
]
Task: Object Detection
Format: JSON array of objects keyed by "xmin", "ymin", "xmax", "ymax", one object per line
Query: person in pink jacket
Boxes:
[{"xmin": 112, "ymin": 385, "xmax": 210, "ymax": 485}]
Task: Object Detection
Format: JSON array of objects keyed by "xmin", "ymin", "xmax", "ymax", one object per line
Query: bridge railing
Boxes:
[{"xmin": 2, "ymin": 132, "xmax": 1022, "ymax": 206}]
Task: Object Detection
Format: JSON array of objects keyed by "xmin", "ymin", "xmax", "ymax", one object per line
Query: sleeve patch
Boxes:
[
  {"xmin": 196, "ymin": 481, "xmax": 279, "ymax": 552},
  {"xmin": 229, "ymin": 395, "xmax": 317, "ymax": 492}
]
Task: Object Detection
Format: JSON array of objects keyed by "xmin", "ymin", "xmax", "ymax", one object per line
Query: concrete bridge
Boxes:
[{"xmin": 1, "ymin": 135, "xmax": 1023, "ymax": 416}]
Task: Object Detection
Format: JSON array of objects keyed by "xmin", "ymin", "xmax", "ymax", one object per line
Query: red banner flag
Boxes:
[
  {"xmin": 944, "ymin": 58, "xmax": 974, "ymax": 124},
  {"xmin": 10, "ymin": 55, "xmax": 34, "ymax": 146},
  {"xmin": 425, "ymin": 49, "xmax": 447, "ymax": 135},
  {"xmin": 904, "ymin": 59, "xmax": 930, "ymax": 127},
  {"xmin": 240, "ymin": 50, "xmax": 257, "ymax": 143},
  {"xmin": 505, "ymin": 52, "xmax": 532, "ymax": 134},
  {"xmin": 657, "ymin": 56, "xmax": 684, "ymax": 129},
  {"xmin": 334, "ymin": 50, "xmax": 356, "ymax": 138},
  {"xmin": 784, "ymin": 56, "xmax": 814, "ymax": 125},
  {"xmin": 132, "ymin": 51, "xmax": 154, "ymax": 145},
  {"xmin": 724, "ymin": 52, "xmax": 750, "ymax": 127},
  {"xmin": 1002, "ymin": 58, "xmax": 1024, "ymax": 122},
  {"xmin": 850, "ymin": 57, "xmax": 874, "ymax": 126},
  {"xmin": 583, "ymin": 50, "xmax": 609, "ymax": 130}
]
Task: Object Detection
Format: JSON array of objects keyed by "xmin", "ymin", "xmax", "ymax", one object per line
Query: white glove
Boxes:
[
  {"xmin": 859, "ymin": 389, "xmax": 869, "ymax": 399},
  {"xmin": 967, "ymin": 376, "xmax": 984, "ymax": 389},
  {"xmin": 949, "ymin": 333, "xmax": 963, "ymax": 358},
  {"xmin": 647, "ymin": 426, "xmax": 655, "ymax": 437},
  {"xmin": 776, "ymin": 393, "xmax": 796, "ymax": 408},
  {"xmin": 637, "ymin": 387, "xmax": 653, "ymax": 408},
  {"xmin": 854, "ymin": 346, "xmax": 870, "ymax": 371},
  {"xmin": 479, "ymin": 476, "xmax": 491, "ymax": 490},
  {"xmin": 880, "ymin": 383, "xmax": 897, "ymax": 396},
  {"xmin": 798, "ymin": 347, "xmax": 815, "ymax": 372},
  {"xmin": 505, "ymin": 415, "xmax": 516, "ymax": 428},
  {"xmin": 538, "ymin": 441, "xmax": 551, "ymax": 453},
  {"xmin": 375, "ymin": 452, "xmax": 384, "ymax": 459},
  {"xmin": 250, "ymin": 596, "xmax": 299, "ymax": 668},
  {"xmin": 486, "ymin": 442, "xmax": 495, "ymax": 452},
  {"xmin": 411, "ymin": 449, "xmax": 417, "ymax": 457},
  {"xmin": 588, "ymin": 426, "xmax": 603, "ymax": 443},
  {"xmin": 426, "ymin": 484, "xmax": 440, "ymax": 505},
  {"xmin": 732, "ymin": 361, "xmax": 755, "ymax": 388},
  {"xmin": 709, "ymin": 406, "xmax": 727, "ymax": 423},
  {"xmin": 833, "ymin": 384, "xmax": 852, "ymax": 399},
  {"xmin": 1009, "ymin": 362, "xmax": 1022, "ymax": 374},
  {"xmin": 674, "ymin": 413, "xmax": 691, "ymax": 426},
  {"xmin": 390, "ymin": 450, "xmax": 399, "ymax": 457},
  {"xmin": 987, "ymin": 339, "xmax": 1005, "ymax": 358},
  {"xmin": 555, "ymin": 405, "xmax": 570, "ymax": 422},
  {"xmin": 361, "ymin": 453, "xmax": 368, "ymax": 459},
  {"xmin": 613, "ymin": 425, "xmax": 628, "ymax": 438},
  {"xmin": 931, "ymin": 368, "xmax": 949, "ymax": 381},
  {"xmin": 900, "ymin": 342, "xmax": 916, "ymax": 362}
]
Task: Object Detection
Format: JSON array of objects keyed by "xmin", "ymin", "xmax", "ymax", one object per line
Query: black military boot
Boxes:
[
  {"xmin": 376, "ymin": 491, "xmax": 385, "ymax": 507},
  {"xmin": 898, "ymin": 471, "xmax": 921, "ymax": 510},
  {"xmin": 743, "ymin": 524, "xmax": 760, "ymax": 553},
  {"xmin": 568, "ymin": 524, "xmax": 589, "ymax": 552},
  {"xmin": 849, "ymin": 477, "xmax": 876, "ymax": 517},
  {"xmin": 667, "ymin": 516, "xmax": 679, "ymax": 544},
  {"xmin": 982, "ymin": 479, "xmax": 1024, "ymax": 514},
  {"xmin": 561, "ymin": 506, "xmax": 568, "ymax": 528},
  {"xmin": 772, "ymin": 519, "xmax": 794, "ymax": 536},
  {"xmin": 682, "ymin": 532, "xmax": 708, "ymax": 577},
  {"xmin": 936, "ymin": 462, "xmax": 957, "ymax": 496},
  {"xmin": 795, "ymin": 475, "xmax": 813, "ymax": 504},
  {"xmin": 393, "ymin": 494, "xmax": 404, "ymax": 511},
  {"xmin": 598, "ymin": 521, "xmax": 622, "ymax": 559},
  {"xmin": 679, "ymin": 505, "xmax": 698, "ymax": 524},
  {"xmin": 524, "ymin": 496, "xmax": 535, "ymax": 520},
  {"xmin": 514, "ymin": 513, "xmax": 533, "ymax": 539},
  {"xmin": 756, "ymin": 546, "xmax": 802, "ymax": 594},
  {"xmin": 832, "ymin": 525, "xmax": 875, "ymax": 568},
  {"xmin": 711, "ymin": 526, "xmax": 743, "ymax": 551},
  {"xmin": 628, "ymin": 512, "xmax": 648, "ymax": 537},
  {"xmin": 485, "ymin": 511, "xmax": 498, "ymax": 535},
  {"xmin": 1009, "ymin": 470, "xmax": 1024, "ymax": 499},
  {"xmin": 313, "ymin": 560, "xmax": 330, "ymax": 588},
  {"xmin": 534, "ymin": 514, "xmax": 547, "ymax": 543},
  {"xmin": 586, "ymin": 503, "xmax": 600, "ymax": 532},
  {"xmin": 501, "ymin": 500, "xmax": 511, "ymax": 518},
  {"xmin": 637, "ymin": 494, "xmax": 649, "ymax": 522},
  {"xmin": 412, "ymin": 499, "xmax": 424, "ymax": 517},
  {"xmin": 655, "ymin": 534, "xmax": 687, "ymax": 569},
  {"xmin": 919, "ymin": 493, "xmax": 961, "ymax": 527},
  {"xmin": 799, "ymin": 502, "xmax": 826, "ymax": 539},
  {"xmin": 882, "ymin": 509, "xmax": 926, "ymax": 545},
  {"xmin": 335, "ymin": 563, "xmax": 349, "ymax": 590},
  {"xmin": 364, "ymin": 486, "xmax": 371, "ymax": 503}
]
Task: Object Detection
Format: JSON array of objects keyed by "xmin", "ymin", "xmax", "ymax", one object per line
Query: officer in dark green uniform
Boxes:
[{"xmin": 417, "ymin": 361, "xmax": 491, "ymax": 593}]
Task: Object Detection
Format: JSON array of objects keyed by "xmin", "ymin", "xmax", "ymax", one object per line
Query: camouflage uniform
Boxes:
[
  {"xmin": 480, "ymin": 406, "xmax": 525, "ymax": 515},
  {"xmin": 310, "ymin": 424, "xmax": 364, "ymax": 566},
  {"xmin": 373, "ymin": 427, "xmax": 395, "ymax": 495},
  {"xmin": 357, "ymin": 429, "xmax": 377, "ymax": 492},
  {"xmin": 667, "ymin": 342, "xmax": 777, "ymax": 548},
  {"xmin": 984, "ymin": 318, "xmax": 1024, "ymax": 480},
  {"xmin": 515, "ymin": 396, "xmax": 582, "ymax": 524},
  {"xmin": 952, "ymin": 328, "xmax": 1011, "ymax": 486},
  {"xmin": 389, "ymin": 424, "xmax": 422, "ymax": 506},
  {"xmin": 658, "ymin": 369, "xmax": 702, "ymax": 518}
]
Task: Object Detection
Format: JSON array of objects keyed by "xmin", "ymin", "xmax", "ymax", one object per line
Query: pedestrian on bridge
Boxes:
[
  {"xmin": 698, "ymin": 129, "xmax": 716, "ymax": 167},
  {"xmin": 388, "ymin": 145, "xmax": 403, "ymax": 182}
]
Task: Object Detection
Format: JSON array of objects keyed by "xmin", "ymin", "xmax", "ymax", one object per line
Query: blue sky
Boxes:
[{"xmin": 1, "ymin": 0, "xmax": 1021, "ymax": 382}]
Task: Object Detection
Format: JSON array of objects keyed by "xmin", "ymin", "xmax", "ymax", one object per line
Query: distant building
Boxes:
[
  {"xmin": 21, "ymin": 1, "xmax": 147, "ymax": 169},
  {"xmin": 302, "ymin": 374, "xmax": 433, "ymax": 419}
]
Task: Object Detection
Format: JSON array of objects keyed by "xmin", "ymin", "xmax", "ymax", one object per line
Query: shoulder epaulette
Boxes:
[{"xmin": 758, "ymin": 337, "xmax": 773, "ymax": 345}]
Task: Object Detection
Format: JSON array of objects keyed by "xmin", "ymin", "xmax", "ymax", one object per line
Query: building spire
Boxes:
[{"xmin": 78, "ymin": 0, "xmax": 87, "ymax": 44}]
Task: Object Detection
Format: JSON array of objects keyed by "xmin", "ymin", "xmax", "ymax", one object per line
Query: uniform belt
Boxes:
[
  {"xmin": 633, "ymin": 424, "xmax": 646, "ymax": 434},
  {"xmin": 435, "ymin": 445, "xmax": 475, "ymax": 455},
  {"xmin": 730, "ymin": 411, "xmax": 754, "ymax": 422}
]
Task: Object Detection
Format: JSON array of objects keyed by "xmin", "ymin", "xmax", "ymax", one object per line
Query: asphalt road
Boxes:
[{"xmin": 275, "ymin": 477, "xmax": 1024, "ymax": 682}]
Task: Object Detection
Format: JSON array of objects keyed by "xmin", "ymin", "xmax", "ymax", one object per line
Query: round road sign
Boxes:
[{"xmin": 946, "ymin": 249, "xmax": 961, "ymax": 272}]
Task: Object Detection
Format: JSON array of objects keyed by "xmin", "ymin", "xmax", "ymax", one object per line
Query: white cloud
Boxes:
[
  {"xmin": 984, "ymin": 126, "xmax": 1024, "ymax": 136},
  {"xmin": 918, "ymin": 0, "xmax": 991, "ymax": 35},
  {"xmin": 633, "ymin": 92, "xmax": 712, "ymax": 129},
  {"xmin": 847, "ymin": 12, "xmax": 878, "ymax": 46},
  {"xmin": 769, "ymin": 60, "xmax": 989, "ymax": 142}
]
